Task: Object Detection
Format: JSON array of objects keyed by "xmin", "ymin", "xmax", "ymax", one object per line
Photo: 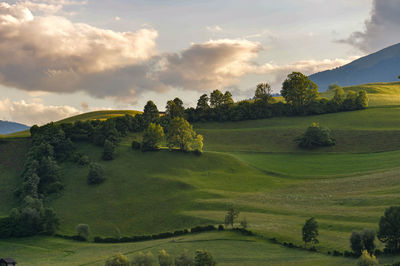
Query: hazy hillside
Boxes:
[
  {"xmin": 309, "ymin": 42, "xmax": 400, "ymax": 91},
  {"xmin": 0, "ymin": 120, "xmax": 29, "ymax": 135}
]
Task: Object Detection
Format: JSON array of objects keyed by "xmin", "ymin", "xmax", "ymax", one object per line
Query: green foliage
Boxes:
[
  {"xmin": 166, "ymin": 98, "xmax": 185, "ymax": 119},
  {"xmin": 105, "ymin": 252, "xmax": 130, "ymax": 266},
  {"xmin": 302, "ymin": 217, "xmax": 319, "ymax": 247},
  {"xmin": 167, "ymin": 117, "xmax": 199, "ymax": 152},
  {"xmin": 131, "ymin": 140, "xmax": 142, "ymax": 150},
  {"xmin": 378, "ymin": 206, "xmax": 400, "ymax": 253},
  {"xmin": 87, "ymin": 163, "xmax": 105, "ymax": 185},
  {"xmin": 175, "ymin": 249, "xmax": 194, "ymax": 266},
  {"xmin": 196, "ymin": 94, "xmax": 210, "ymax": 111},
  {"xmin": 328, "ymin": 84, "xmax": 342, "ymax": 91},
  {"xmin": 296, "ymin": 123, "xmax": 335, "ymax": 149},
  {"xmin": 357, "ymin": 250, "xmax": 378, "ymax": 266},
  {"xmin": 142, "ymin": 123, "xmax": 165, "ymax": 151},
  {"xmin": 194, "ymin": 250, "xmax": 216, "ymax": 266},
  {"xmin": 134, "ymin": 251, "xmax": 155, "ymax": 266},
  {"xmin": 210, "ymin": 90, "xmax": 224, "ymax": 108},
  {"xmin": 143, "ymin": 101, "xmax": 159, "ymax": 125},
  {"xmin": 76, "ymin": 224, "xmax": 90, "ymax": 241},
  {"xmin": 350, "ymin": 230, "xmax": 376, "ymax": 256},
  {"xmin": 224, "ymin": 206, "xmax": 239, "ymax": 228},
  {"xmin": 240, "ymin": 217, "xmax": 248, "ymax": 229},
  {"xmin": 255, "ymin": 82, "xmax": 273, "ymax": 102},
  {"xmin": 223, "ymin": 91, "xmax": 234, "ymax": 105},
  {"xmin": 281, "ymin": 72, "xmax": 319, "ymax": 112},
  {"xmin": 103, "ymin": 139, "xmax": 116, "ymax": 160},
  {"xmin": 158, "ymin": 249, "xmax": 173, "ymax": 266}
]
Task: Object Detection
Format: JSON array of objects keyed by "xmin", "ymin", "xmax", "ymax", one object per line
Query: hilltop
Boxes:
[{"xmin": 310, "ymin": 42, "xmax": 400, "ymax": 91}]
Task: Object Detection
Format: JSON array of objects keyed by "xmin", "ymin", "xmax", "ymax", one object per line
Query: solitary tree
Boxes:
[
  {"xmin": 302, "ymin": 217, "xmax": 319, "ymax": 248},
  {"xmin": 87, "ymin": 163, "xmax": 105, "ymax": 185},
  {"xmin": 378, "ymin": 206, "xmax": 400, "ymax": 253},
  {"xmin": 167, "ymin": 117, "xmax": 199, "ymax": 151},
  {"xmin": 76, "ymin": 224, "xmax": 90, "ymax": 241},
  {"xmin": 224, "ymin": 206, "xmax": 240, "ymax": 228},
  {"xmin": 296, "ymin": 123, "xmax": 335, "ymax": 149},
  {"xmin": 281, "ymin": 72, "xmax": 319, "ymax": 112},
  {"xmin": 142, "ymin": 123, "xmax": 165, "ymax": 151},
  {"xmin": 255, "ymin": 82, "xmax": 273, "ymax": 102}
]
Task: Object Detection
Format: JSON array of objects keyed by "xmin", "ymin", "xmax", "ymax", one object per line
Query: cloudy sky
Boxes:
[{"xmin": 0, "ymin": 0, "xmax": 399, "ymax": 125}]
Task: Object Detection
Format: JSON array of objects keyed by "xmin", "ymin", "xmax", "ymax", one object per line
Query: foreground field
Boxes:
[{"xmin": 0, "ymin": 231, "xmax": 359, "ymax": 265}]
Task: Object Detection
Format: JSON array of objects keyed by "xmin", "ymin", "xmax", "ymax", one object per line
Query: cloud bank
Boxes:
[
  {"xmin": 0, "ymin": 98, "xmax": 81, "ymax": 125},
  {"xmin": 0, "ymin": 1, "xmax": 353, "ymax": 104},
  {"xmin": 339, "ymin": 0, "xmax": 400, "ymax": 52}
]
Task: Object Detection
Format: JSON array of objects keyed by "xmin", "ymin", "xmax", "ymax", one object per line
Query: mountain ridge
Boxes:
[{"xmin": 0, "ymin": 120, "xmax": 29, "ymax": 135}]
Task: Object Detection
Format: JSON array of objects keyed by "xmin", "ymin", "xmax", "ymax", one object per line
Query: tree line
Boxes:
[{"xmin": 185, "ymin": 72, "xmax": 368, "ymax": 123}]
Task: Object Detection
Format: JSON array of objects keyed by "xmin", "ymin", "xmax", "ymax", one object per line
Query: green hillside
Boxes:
[
  {"xmin": 58, "ymin": 110, "xmax": 142, "ymax": 124},
  {"xmin": 4, "ymin": 82, "xmax": 400, "ymax": 264}
]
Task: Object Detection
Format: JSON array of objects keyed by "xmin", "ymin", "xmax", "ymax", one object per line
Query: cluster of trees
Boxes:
[
  {"xmin": 105, "ymin": 249, "xmax": 216, "ymax": 266},
  {"xmin": 296, "ymin": 123, "xmax": 336, "ymax": 149},
  {"xmin": 0, "ymin": 123, "xmax": 78, "ymax": 237},
  {"xmin": 185, "ymin": 72, "xmax": 368, "ymax": 123}
]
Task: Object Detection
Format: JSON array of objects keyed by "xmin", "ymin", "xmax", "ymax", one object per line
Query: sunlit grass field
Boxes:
[{"xmin": 3, "ymin": 82, "xmax": 400, "ymax": 264}]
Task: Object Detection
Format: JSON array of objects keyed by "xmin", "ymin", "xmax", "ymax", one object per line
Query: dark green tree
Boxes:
[
  {"xmin": 355, "ymin": 90, "xmax": 369, "ymax": 109},
  {"xmin": 103, "ymin": 139, "xmax": 116, "ymax": 160},
  {"xmin": 194, "ymin": 250, "xmax": 216, "ymax": 266},
  {"xmin": 281, "ymin": 72, "xmax": 319, "ymax": 112},
  {"xmin": 302, "ymin": 217, "xmax": 319, "ymax": 248},
  {"xmin": 143, "ymin": 100, "xmax": 159, "ymax": 125},
  {"xmin": 351, "ymin": 229, "xmax": 376, "ymax": 256},
  {"xmin": 224, "ymin": 206, "xmax": 239, "ymax": 228},
  {"xmin": 196, "ymin": 94, "xmax": 210, "ymax": 110},
  {"xmin": 223, "ymin": 91, "xmax": 234, "ymax": 105},
  {"xmin": 76, "ymin": 223, "xmax": 90, "ymax": 241},
  {"xmin": 255, "ymin": 82, "xmax": 273, "ymax": 102},
  {"xmin": 87, "ymin": 163, "xmax": 105, "ymax": 185},
  {"xmin": 378, "ymin": 206, "xmax": 400, "ymax": 253},
  {"xmin": 296, "ymin": 123, "xmax": 335, "ymax": 149},
  {"xmin": 166, "ymin": 98, "xmax": 185, "ymax": 119},
  {"xmin": 142, "ymin": 123, "xmax": 165, "ymax": 151},
  {"xmin": 210, "ymin": 90, "xmax": 224, "ymax": 108}
]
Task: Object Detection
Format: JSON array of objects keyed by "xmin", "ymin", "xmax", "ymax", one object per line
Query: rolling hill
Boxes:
[
  {"xmin": 309, "ymin": 42, "xmax": 400, "ymax": 91},
  {"xmin": 4, "ymin": 85, "xmax": 400, "ymax": 264},
  {"xmin": 0, "ymin": 120, "xmax": 29, "ymax": 135}
]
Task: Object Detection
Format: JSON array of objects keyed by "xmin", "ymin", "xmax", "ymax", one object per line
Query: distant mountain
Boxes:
[
  {"xmin": 0, "ymin": 120, "xmax": 29, "ymax": 135},
  {"xmin": 309, "ymin": 43, "xmax": 400, "ymax": 91}
]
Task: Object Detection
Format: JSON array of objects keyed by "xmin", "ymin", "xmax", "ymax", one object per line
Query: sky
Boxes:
[{"xmin": 0, "ymin": 0, "xmax": 399, "ymax": 125}]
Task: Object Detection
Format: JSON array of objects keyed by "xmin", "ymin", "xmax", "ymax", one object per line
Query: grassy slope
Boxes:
[
  {"xmin": 58, "ymin": 110, "xmax": 142, "ymax": 124},
  {"xmin": 0, "ymin": 232, "xmax": 358, "ymax": 266}
]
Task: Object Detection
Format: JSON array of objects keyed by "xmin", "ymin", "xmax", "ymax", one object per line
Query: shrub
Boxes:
[
  {"xmin": 194, "ymin": 250, "xmax": 216, "ymax": 266},
  {"xmin": 105, "ymin": 252, "xmax": 130, "ymax": 266},
  {"xmin": 76, "ymin": 224, "xmax": 90, "ymax": 241},
  {"xmin": 87, "ymin": 163, "xmax": 106, "ymax": 185},
  {"xmin": 134, "ymin": 251, "xmax": 155, "ymax": 266},
  {"xmin": 175, "ymin": 250, "xmax": 194, "ymax": 266},
  {"xmin": 131, "ymin": 140, "xmax": 141, "ymax": 150},
  {"xmin": 103, "ymin": 139, "xmax": 116, "ymax": 160},
  {"xmin": 357, "ymin": 250, "xmax": 378, "ymax": 266},
  {"xmin": 296, "ymin": 123, "xmax": 335, "ymax": 149},
  {"xmin": 158, "ymin": 249, "xmax": 173, "ymax": 266}
]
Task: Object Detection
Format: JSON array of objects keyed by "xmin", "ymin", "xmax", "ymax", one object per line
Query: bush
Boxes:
[
  {"xmin": 175, "ymin": 250, "xmax": 194, "ymax": 266},
  {"xmin": 132, "ymin": 140, "xmax": 141, "ymax": 150},
  {"xmin": 351, "ymin": 229, "xmax": 376, "ymax": 256},
  {"xmin": 357, "ymin": 250, "xmax": 378, "ymax": 266},
  {"xmin": 194, "ymin": 250, "xmax": 216, "ymax": 266},
  {"xmin": 76, "ymin": 224, "xmax": 90, "ymax": 241},
  {"xmin": 105, "ymin": 253, "xmax": 130, "ymax": 266},
  {"xmin": 158, "ymin": 249, "xmax": 173, "ymax": 266},
  {"xmin": 103, "ymin": 139, "xmax": 116, "ymax": 160},
  {"xmin": 87, "ymin": 163, "xmax": 106, "ymax": 185},
  {"xmin": 134, "ymin": 251, "xmax": 155, "ymax": 266},
  {"xmin": 296, "ymin": 123, "xmax": 335, "ymax": 149}
]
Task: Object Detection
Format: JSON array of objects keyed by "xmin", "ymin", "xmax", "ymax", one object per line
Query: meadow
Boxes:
[{"xmin": 2, "ymin": 82, "xmax": 400, "ymax": 264}]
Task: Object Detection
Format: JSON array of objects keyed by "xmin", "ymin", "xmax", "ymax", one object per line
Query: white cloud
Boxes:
[
  {"xmin": 0, "ymin": 98, "xmax": 81, "ymax": 125},
  {"xmin": 205, "ymin": 25, "xmax": 222, "ymax": 32}
]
